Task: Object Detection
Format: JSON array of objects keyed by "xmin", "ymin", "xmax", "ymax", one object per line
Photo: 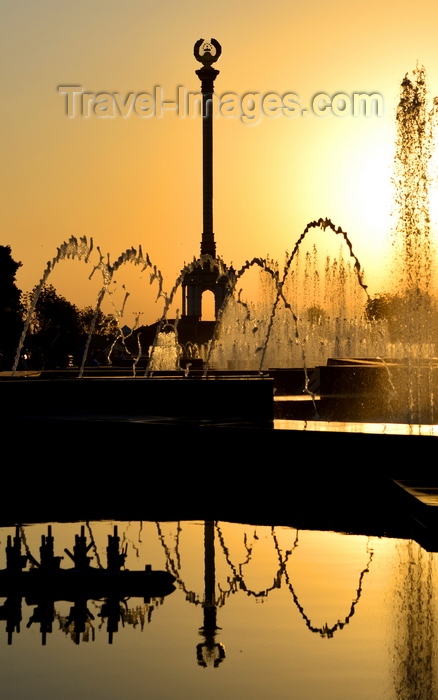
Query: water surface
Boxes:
[{"xmin": 0, "ymin": 521, "xmax": 434, "ymax": 700}]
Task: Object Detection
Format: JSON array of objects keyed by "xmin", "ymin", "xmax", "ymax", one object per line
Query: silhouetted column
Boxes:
[{"xmin": 194, "ymin": 39, "xmax": 221, "ymax": 258}]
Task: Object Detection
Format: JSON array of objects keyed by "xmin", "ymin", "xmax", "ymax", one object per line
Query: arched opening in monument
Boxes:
[{"xmin": 201, "ymin": 289, "xmax": 215, "ymax": 321}]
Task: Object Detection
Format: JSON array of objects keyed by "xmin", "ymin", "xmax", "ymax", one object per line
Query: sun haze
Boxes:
[{"xmin": 3, "ymin": 0, "xmax": 438, "ymax": 323}]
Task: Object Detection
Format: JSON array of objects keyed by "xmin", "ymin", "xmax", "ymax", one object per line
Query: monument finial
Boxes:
[{"xmin": 194, "ymin": 38, "xmax": 222, "ymax": 67}]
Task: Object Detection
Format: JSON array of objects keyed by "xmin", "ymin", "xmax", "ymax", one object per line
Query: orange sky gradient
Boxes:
[{"xmin": 3, "ymin": 0, "xmax": 438, "ymax": 324}]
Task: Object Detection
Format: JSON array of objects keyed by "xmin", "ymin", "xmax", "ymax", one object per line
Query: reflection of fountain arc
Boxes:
[
  {"xmin": 161, "ymin": 520, "xmax": 374, "ymax": 634},
  {"xmin": 18, "ymin": 526, "xmax": 36, "ymax": 568},
  {"xmin": 215, "ymin": 523, "xmax": 288, "ymax": 603},
  {"xmin": 86, "ymin": 521, "xmax": 103, "ymax": 569},
  {"xmin": 155, "ymin": 522, "xmax": 202, "ymax": 605},
  {"xmin": 275, "ymin": 536, "xmax": 374, "ymax": 639},
  {"xmin": 119, "ymin": 521, "xmax": 143, "ymax": 560},
  {"xmin": 155, "ymin": 521, "xmax": 283, "ymax": 608}
]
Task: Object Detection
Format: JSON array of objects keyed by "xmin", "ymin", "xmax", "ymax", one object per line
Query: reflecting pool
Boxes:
[{"xmin": 0, "ymin": 521, "xmax": 435, "ymax": 700}]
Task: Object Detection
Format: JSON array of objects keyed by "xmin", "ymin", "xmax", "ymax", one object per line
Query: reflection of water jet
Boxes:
[
  {"xmin": 157, "ymin": 522, "xmax": 375, "ymax": 650},
  {"xmin": 392, "ymin": 540, "xmax": 435, "ymax": 699}
]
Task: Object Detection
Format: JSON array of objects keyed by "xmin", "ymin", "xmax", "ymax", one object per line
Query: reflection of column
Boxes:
[
  {"xmin": 203, "ymin": 519, "xmax": 217, "ymax": 631},
  {"xmin": 196, "ymin": 521, "xmax": 225, "ymax": 668}
]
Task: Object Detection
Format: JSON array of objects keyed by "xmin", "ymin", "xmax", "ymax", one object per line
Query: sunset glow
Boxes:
[{"xmin": 3, "ymin": 0, "xmax": 438, "ymax": 324}]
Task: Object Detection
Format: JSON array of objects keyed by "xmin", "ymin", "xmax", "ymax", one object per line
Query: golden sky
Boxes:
[{"xmin": 3, "ymin": 0, "xmax": 438, "ymax": 324}]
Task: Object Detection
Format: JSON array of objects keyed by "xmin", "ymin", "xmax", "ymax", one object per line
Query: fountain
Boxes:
[
  {"xmin": 2, "ymin": 48, "xmax": 438, "ymax": 531},
  {"xmin": 207, "ymin": 65, "xmax": 438, "ymax": 425}
]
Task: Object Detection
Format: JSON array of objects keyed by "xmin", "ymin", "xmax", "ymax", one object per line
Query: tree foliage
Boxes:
[
  {"xmin": 78, "ymin": 307, "xmax": 118, "ymax": 338},
  {"xmin": 365, "ymin": 292, "xmax": 437, "ymax": 345},
  {"xmin": 25, "ymin": 284, "xmax": 80, "ymax": 336},
  {"xmin": 21, "ymin": 285, "xmax": 120, "ymax": 367},
  {"xmin": 21, "ymin": 284, "xmax": 81, "ymax": 367},
  {"xmin": 0, "ymin": 245, "xmax": 23, "ymax": 367}
]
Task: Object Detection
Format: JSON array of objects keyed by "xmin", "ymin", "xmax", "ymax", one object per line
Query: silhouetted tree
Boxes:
[
  {"xmin": 0, "ymin": 245, "xmax": 23, "ymax": 369},
  {"xmin": 365, "ymin": 292, "xmax": 438, "ymax": 346},
  {"xmin": 24, "ymin": 284, "xmax": 81, "ymax": 368},
  {"xmin": 79, "ymin": 307, "xmax": 118, "ymax": 338},
  {"xmin": 307, "ymin": 306, "xmax": 326, "ymax": 325},
  {"xmin": 76, "ymin": 306, "xmax": 119, "ymax": 366}
]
